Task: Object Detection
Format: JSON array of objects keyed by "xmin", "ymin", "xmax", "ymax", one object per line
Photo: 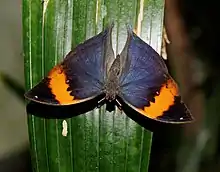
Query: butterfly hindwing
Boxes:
[
  {"xmin": 25, "ymin": 25, "xmax": 114, "ymax": 105},
  {"xmin": 119, "ymin": 29, "xmax": 193, "ymax": 123}
]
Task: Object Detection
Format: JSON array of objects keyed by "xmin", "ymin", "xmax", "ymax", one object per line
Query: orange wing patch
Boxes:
[
  {"xmin": 137, "ymin": 79, "xmax": 179, "ymax": 119},
  {"xmin": 48, "ymin": 65, "xmax": 78, "ymax": 105}
]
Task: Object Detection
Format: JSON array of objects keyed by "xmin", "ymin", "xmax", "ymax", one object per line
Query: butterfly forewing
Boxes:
[
  {"xmin": 25, "ymin": 25, "xmax": 114, "ymax": 105},
  {"xmin": 118, "ymin": 29, "xmax": 193, "ymax": 123}
]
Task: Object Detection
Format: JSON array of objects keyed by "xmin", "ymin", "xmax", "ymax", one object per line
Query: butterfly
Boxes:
[{"xmin": 24, "ymin": 24, "xmax": 193, "ymax": 123}]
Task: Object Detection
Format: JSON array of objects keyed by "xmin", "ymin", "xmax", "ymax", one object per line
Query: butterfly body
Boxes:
[
  {"xmin": 25, "ymin": 24, "xmax": 194, "ymax": 123},
  {"xmin": 104, "ymin": 55, "xmax": 121, "ymax": 102}
]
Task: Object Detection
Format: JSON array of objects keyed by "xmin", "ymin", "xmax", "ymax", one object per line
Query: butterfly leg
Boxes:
[
  {"xmin": 97, "ymin": 97, "xmax": 106, "ymax": 108},
  {"xmin": 116, "ymin": 99, "xmax": 122, "ymax": 111}
]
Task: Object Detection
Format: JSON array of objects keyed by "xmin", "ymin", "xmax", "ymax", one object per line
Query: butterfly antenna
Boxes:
[
  {"xmin": 104, "ymin": 21, "xmax": 114, "ymax": 31},
  {"xmin": 126, "ymin": 23, "xmax": 133, "ymax": 35},
  {"xmin": 115, "ymin": 99, "xmax": 122, "ymax": 110},
  {"xmin": 110, "ymin": 21, "xmax": 114, "ymax": 28}
]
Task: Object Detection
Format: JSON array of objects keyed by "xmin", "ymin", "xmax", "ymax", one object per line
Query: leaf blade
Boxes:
[{"xmin": 23, "ymin": 0, "xmax": 164, "ymax": 172}]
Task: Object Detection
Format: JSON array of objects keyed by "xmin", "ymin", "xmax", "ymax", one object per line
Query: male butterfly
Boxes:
[{"xmin": 25, "ymin": 24, "xmax": 193, "ymax": 123}]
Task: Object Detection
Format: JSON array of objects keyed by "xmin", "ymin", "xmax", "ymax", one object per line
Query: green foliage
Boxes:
[{"xmin": 22, "ymin": 0, "xmax": 164, "ymax": 171}]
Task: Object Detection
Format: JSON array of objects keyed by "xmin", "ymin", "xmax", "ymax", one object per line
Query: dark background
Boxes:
[{"xmin": 150, "ymin": 0, "xmax": 220, "ymax": 172}]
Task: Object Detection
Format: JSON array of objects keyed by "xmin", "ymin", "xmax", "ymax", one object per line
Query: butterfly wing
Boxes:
[
  {"xmin": 118, "ymin": 29, "xmax": 193, "ymax": 123},
  {"xmin": 25, "ymin": 25, "xmax": 115, "ymax": 105}
]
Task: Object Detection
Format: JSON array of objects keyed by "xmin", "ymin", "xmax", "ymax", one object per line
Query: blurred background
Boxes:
[
  {"xmin": 0, "ymin": 0, "xmax": 219, "ymax": 171},
  {"xmin": 0, "ymin": 0, "xmax": 31, "ymax": 171}
]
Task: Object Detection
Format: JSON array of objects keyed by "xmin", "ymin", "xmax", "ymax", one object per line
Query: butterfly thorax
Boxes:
[{"xmin": 104, "ymin": 56, "xmax": 121, "ymax": 102}]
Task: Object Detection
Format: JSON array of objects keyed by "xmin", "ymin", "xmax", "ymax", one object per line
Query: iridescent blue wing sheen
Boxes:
[
  {"xmin": 25, "ymin": 25, "xmax": 115, "ymax": 105},
  {"xmin": 118, "ymin": 29, "xmax": 193, "ymax": 123}
]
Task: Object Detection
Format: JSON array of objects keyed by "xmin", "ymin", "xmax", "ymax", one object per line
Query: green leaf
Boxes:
[{"xmin": 23, "ymin": 0, "xmax": 164, "ymax": 171}]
